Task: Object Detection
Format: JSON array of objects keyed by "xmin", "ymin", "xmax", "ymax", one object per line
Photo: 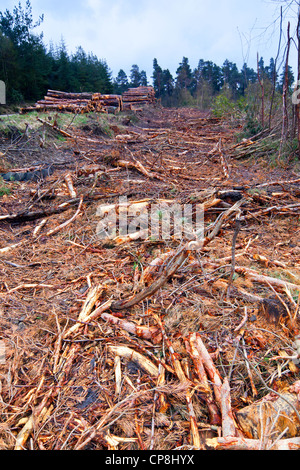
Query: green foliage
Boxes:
[
  {"xmin": 176, "ymin": 57, "xmax": 192, "ymax": 90},
  {"xmin": 152, "ymin": 54, "xmax": 288, "ymax": 113},
  {"xmin": 0, "ymin": 0, "xmax": 50, "ymax": 102},
  {"xmin": 0, "ymin": 1, "xmax": 114, "ymax": 104},
  {"xmin": 240, "ymin": 115, "xmax": 263, "ymax": 138},
  {"xmin": 175, "ymin": 89, "xmax": 195, "ymax": 107},
  {"xmin": 0, "ymin": 177, "xmax": 10, "ymax": 197},
  {"xmin": 211, "ymin": 92, "xmax": 236, "ymax": 118},
  {"xmin": 129, "ymin": 64, "xmax": 148, "ymax": 88},
  {"xmin": 113, "ymin": 69, "xmax": 129, "ymax": 94}
]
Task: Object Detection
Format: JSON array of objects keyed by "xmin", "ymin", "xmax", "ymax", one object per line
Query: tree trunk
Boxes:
[
  {"xmin": 257, "ymin": 53, "xmax": 264, "ymax": 128},
  {"xmin": 297, "ymin": 7, "xmax": 300, "ymax": 160}
]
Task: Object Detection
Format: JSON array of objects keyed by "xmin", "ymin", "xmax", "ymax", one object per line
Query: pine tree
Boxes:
[
  {"xmin": 152, "ymin": 58, "xmax": 164, "ymax": 97},
  {"xmin": 0, "ymin": 0, "xmax": 48, "ymax": 101},
  {"xmin": 222, "ymin": 59, "xmax": 242, "ymax": 98},
  {"xmin": 176, "ymin": 57, "xmax": 192, "ymax": 90},
  {"xmin": 130, "ymin": 64, "xmax": 141, "ymax": 87},
  {"xmin": 140, "ymin": 70, "xmax": 148, "ymax": 86},
  {"xmin": 193, "ymin": 60, "xmax": 223, "ymax": 96},
  {"xmin": 278, "ymin": 65, "xmax": 295, "ymax": 93},
  {"xmin": 113, "ymin": 69, "xmax": 129, "ymax": 94},
  {"xmin": 162, "ymin": 69, "xmax": 174, "ymax": 96}
]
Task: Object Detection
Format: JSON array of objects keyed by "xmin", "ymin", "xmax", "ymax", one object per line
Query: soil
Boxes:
[{"xmin": 0, "ymin": 105, "xmax": 299, "ymax": 450}]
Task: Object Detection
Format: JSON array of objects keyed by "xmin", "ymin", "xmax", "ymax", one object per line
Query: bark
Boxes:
[
  {"xmin": 257, "ymin": 53, "xmax": 265, "ymax": 128},
  {"xmin": 280, "ymin": 22, "xmax": 291, "ymax": 151},
  {"xmin": 297, "ymin": 6, "xmax": 300, "ymax": 160}
]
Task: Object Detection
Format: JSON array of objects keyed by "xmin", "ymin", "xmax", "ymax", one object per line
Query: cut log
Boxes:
[
  {"xmin": 235, "ymin": 383, "xmax": 300, "ymax": 439},
  {"xmin": 20, "ymin": 89, "xmax": 123, "ymax": 114}
]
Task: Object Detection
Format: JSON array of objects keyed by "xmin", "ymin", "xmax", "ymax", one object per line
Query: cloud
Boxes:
[{"xmin": 2, "ymin": 0, "xmax": 297, "ymax": 80}]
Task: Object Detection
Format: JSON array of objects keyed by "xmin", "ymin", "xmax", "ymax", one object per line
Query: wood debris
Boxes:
[{"xmin": 0, "ymin": 105, "xmax": 299, "ymax": 451}]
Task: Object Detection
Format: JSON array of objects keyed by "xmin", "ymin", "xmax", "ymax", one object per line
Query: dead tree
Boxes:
[
  {"xmin": 257, "ymin": 53, "xmax": 265, "ymax": 128},
  {"xmin": 280, "ymin": 22, "xmax": 291, "ymax": 157},
  {"xmin": 297, "ymin": 6, "xmax": 300, "ymax": 159}
]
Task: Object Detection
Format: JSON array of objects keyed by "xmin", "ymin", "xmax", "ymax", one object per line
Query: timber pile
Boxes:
[
  {"xmin": 122, "ymin": 86, "xmax": 156, "ymax": 110},
  {"xmin": 20, "ymin": 89, "xmax": 123, "ymax": 114},
  {"xmin": 0, "ymin": 107, "xmax": 300, "ymax": 451},
  {"xmin": 20, "ymin": 86, "xmax": 156, "ymax": 114}
]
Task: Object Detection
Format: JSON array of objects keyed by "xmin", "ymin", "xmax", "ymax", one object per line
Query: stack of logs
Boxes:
[
  {"xmin": 122, "ymin": 86, "xmax": 156, "ymax": 111},
  {"xmin": 20, "ymin": 90, "xmax": 123, "ymax": 114},
  {"xmin": 20, "ymin": 86, "xmax": 156, "ymax": 114}
]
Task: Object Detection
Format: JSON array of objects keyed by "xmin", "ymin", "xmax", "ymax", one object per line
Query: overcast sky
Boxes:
[{"xmin": 2, "ymin": 0, "xmax": 299, "ymax": 81}]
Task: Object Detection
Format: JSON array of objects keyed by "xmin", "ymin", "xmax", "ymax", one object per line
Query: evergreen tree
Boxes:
[
  {"xmin": 0, "ymin": 0, "xmax": 48, "ymax": 101},
  {"xmin": 0, "ymin": 30, "xmax": 21, "ymax": 101},
  {"xmin": 52, "ymin": 38, "xmax": 73, "ymax": 92},
  {"xmin": 140, "ymin": 70, "xmax": 148, "ymax": 86},
  {"xmin": 152, "ymin": 58, "xmax": 164, "ymax": 97},
  {"xmin": 278, "ymin": 65, "xmax": 295, "ymax": 93},
  {"xmin": 264, "ymin": 57, "xmax": 278, "ymax": 88},
  {"xmin": 113, "ymin": 69, "xmax": 129, "ymax": 94},
  {"xmin": 90, "ymin": 56, "xmax": 113, "ymax": 94},
  {"xmin": 162, "ymin": 69, "xmax": 174, "ymax": 96},
  {"xmin": 240, "ymin": 62, "xmax": 257, "ymax": 94},
  {"xmin": 222, "ymin": 59, "xmax": 242, "ymax": 98},
  {"xmin": 0, "ymin": 2, "xmax": 114, "ymax": 101},
  {"xmin": 195, "ymin": 60, "xmax": 223, "ymax": 94},
  {"xmin": 257, "ymin": 56, "xmax": 267, "ymax": 78},
  {"xmin": 129, "ymin": 64, "xmax": 141, "ymax": 87},
  {"xmin": 175, "ymin": 57, "xmax": 192, "ymax": 90}
]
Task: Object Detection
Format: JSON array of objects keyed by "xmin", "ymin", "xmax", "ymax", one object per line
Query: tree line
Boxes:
[
  {"xmin": 0, "ymin": 1, "xmax": 295, "ymax": 108},
  {"xmin": 150, "ymin": 56, "xmax": 294, "ymax": 108}
]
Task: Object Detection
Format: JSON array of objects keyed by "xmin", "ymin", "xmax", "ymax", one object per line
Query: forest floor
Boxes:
[{"xmin": 0, "ymin": 105, "xmax": 300, "ymax": 450}]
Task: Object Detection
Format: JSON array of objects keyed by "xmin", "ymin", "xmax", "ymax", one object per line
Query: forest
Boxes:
[
  {"xmin": 1, "ymin": 0, "xmax": 300, "ymax": 453},
  {"xmin": 0, "ymin": 1, "xmax": 294, "ymax": 108}
]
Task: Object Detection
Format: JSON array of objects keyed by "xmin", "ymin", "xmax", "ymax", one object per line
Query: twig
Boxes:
[
  {"xmin": 108, "ymin": 345, "xmax": 159, "ymax": 377},
  {"xmin": 241, "ymin": 337, "xmax": 258, "ymax": 397},
  {"xmin": 100, "ymin": 312, "xmax": 162, "ymax": 344},
  {"xmin": 226, "ymin": 213, "xmax": 241, "ymax": 300},
  {"xmin": 234, "ymin": 307, "xmax": 248, "ymax": 332},
  {"xmin": 217, "ymin": 139, "xmax": 230, "ymax": 179},
  {"xmin": 46, "ymin": 196, "xmax": 83, "ymax": 237}
]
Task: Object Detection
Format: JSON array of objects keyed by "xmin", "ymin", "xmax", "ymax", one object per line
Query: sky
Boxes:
[{"xmin": 2, "ymin": 0, "xmax": 300, "ymax": 82}]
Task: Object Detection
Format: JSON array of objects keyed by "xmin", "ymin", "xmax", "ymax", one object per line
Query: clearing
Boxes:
[{"xmin": 0, "ymin": 105, "xmax": 300, "ymax": 450}]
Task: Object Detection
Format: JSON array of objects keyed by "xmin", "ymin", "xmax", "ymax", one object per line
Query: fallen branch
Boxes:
[
  {"xmin": 247, "ymin": 202, "xmax": 300, "ymax": 219},
  {"xmin": 46, "ymin": 196, "xmax": 83, "ymax": 237},
  {"xmin": 233, "ymin": 265, "xmax": 300, "ymax": 291},
  {"xmin": 14, "ymin": 387, "xmax": 54, "ymax": 450},
  {"xmin": 220, "ymin": 377, "xmax": 239, "ymax": 437},
  {"xmin": 1, "ymin": 283, "xmax": 56, "ymax": 295},
  {"xmin": 192, "ymin": 333, "xmax": 223, "ymax": 407},
  {"xmin": 63, "ymin": 289, "xmax": 110, "ymax": 339},
  {"xmin": 206, "ymin": 436, "xmax": 300, "ymax": 450},
  {"xmin": 0, "ymin": 198, "xmax": 80, "ymax": 223},
  {"xmin": 64, "ymin": 173, "xmax": 77, "ymax": 198},
  {"xmin": 187, "ymin": 334, "xmax": 221, "ymax": 426},
  {"xmin": 37, "ymin": 117, "xmax": 75, "ymax": 139},
  {"xmin": 153, "ymin": 314, "xmax": 201, "ymax": 449},
  {"xmin": 108, "ymin": 345, "xmax": 159, "ymax": 377},
  {"xmin": 101, "ymin": 312, "xmax": 162, "ymax": 344},
  {"xmin": 111, "ymin": 200, "xmax": 244, "ymax": 310},
  {"xmin": 115, "ymin": 159, "xmax": 164, "ymax": 181},
  {"xmin": 0, "ymin": 241, "xmax": 24, "ymax": 255}
]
